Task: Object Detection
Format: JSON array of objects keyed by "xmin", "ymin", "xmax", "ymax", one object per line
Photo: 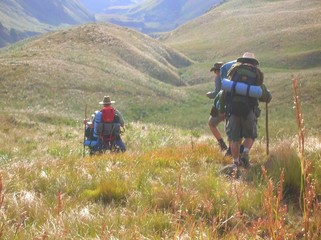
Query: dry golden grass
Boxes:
[{"xmin": 0, "ymin": 108, "xmax": 320, "ymax": 238}]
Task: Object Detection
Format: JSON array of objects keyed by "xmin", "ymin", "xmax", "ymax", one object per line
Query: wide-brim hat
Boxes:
[
  {"xmin": 237, "ymin": 52, "xmax": 259, "ymax": 65},
  {"xmin": 99, "ymin": 96, "xmax": 115, "ymax": 105},
  {"xmin": 210, "ymin": 62, "xmax": 224, "ymax": 72}
]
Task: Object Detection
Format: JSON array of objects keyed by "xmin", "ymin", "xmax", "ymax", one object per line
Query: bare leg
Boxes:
[
  {"xmin": 231, "ymin": 140, "xmax": 240, "ymax": 162},
  {"xmin": 242, "ymin": 138, "xmax": 254, "ymax": 152},
  {"xmin": 208, "ymin": 119, "xmax": 222, "ymax": 140}
]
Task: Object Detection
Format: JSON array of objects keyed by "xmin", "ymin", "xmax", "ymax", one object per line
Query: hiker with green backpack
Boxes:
[{"xmin": 220, "ymin": 52, "xmax": 272, "ymax": 168}]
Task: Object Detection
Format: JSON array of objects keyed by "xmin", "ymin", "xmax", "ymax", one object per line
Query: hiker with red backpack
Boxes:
[
  {"xmin": 83, "ymin": 96, "xmax": 126, "ymax": 154},
  {"xmin": 99, "ymin": 96, "xmax": 126, "ymax": 152},
  {"xmin": 220, "ymin": 52, "xmax": 271, "ymax": 168}
]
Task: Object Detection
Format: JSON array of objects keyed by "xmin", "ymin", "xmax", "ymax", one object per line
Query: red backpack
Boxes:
[{"xmin": 101, "ymin": 106, "xmax": 115, "ymax": 123}]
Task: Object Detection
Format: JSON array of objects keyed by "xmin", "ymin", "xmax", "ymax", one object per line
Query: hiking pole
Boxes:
[
  {"xmin": 83, "ymin": 104, "xmax": 87, "ymax": 157},
  {"xmin": 265, "ymin": 102, "xmax": 269, "ymax": 155}
]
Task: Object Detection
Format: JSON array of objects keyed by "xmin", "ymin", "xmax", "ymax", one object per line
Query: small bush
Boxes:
[
  {"xmin": 265, "ymin": 141, "xmax": 302, "ymax": 201},
  {"xmin": 83, "ymin": 179, "xmax": 129, "ymax": 204}
]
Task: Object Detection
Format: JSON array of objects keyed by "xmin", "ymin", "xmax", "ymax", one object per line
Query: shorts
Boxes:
[
  {"xmin": 225, "ymin": 111, "xmax": 257, "ymax": 142},
  {"xmin": 209, "ymin": 110, "xmax": 225, "ymax": 127}
]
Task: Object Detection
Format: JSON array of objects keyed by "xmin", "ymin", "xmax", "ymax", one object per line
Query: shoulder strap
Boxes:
[
  {"xmin": 227, "ymin": 62, "xmax": 242, "ymax": 80},
  {"xmin": 256, "ymin": 67, "xmax": 264, "ymax": 85}
]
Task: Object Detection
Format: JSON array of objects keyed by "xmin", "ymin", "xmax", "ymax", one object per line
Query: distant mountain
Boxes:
[
  {"xmin": 96, "ymin": 0, "xmax": 222, "ymax": 33},
  {"xmin": 79, "ymin": 0, "xmax": 144, "ymax": 13},
  {"xmin": 0, "ymin": 0, "xmax": 95, "ymax": 48}
]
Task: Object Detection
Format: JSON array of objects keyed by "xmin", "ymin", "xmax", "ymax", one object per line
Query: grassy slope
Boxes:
[
  {"xmin": 1, "ymin": 112, "xmax": 321, "ymax": 238},
  {"xmin": 161, "ymin": 0, "xmax": 321, "ymax": 137},
  {"xmin": 0, "ymin": 1, "xmax": 321, "ymax": 238},
  {"xmin": 0, "ymin": 0, "xmax": 320, "ymax": 138},
  {"xmin": 0, "ymin": 23, "xmax": 195, "ymax": 125}
]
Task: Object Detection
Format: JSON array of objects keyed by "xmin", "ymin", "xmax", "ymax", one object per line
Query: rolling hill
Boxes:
[
  {"xmin": 0, "ymin": 0, "xmax": 94, "ymax": 48},
  {"xmin": 1, "ymin": 1, "xmax": 321, "ymax": 238},
  {"xmin": 0, "ymin": 23, "xmax": 194, "ymax": 125},
  {"xmin": 160, "ymin": 0, "xmax": 321, "ymax": 136},
  {"xmin": 161, "ymin": 0, "xmax": 321, "ymax": 68},
  {"xmin": 1, "ymin": 0, "xmax": 321, "ymax": 136}
]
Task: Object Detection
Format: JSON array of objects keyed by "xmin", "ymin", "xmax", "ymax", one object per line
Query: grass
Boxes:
[
  {"xmin": 0, "ymin": 104, "xmax": 321, "ymax": 238},
  {"xmin": 1, "ymin": 17, "xmax": 321, "ymax": 137},
  {"xmin": 0, "ymin": 0, "xmax": 321, "ymax": 238}
]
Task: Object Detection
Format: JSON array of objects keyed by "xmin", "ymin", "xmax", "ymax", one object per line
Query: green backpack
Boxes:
[{"xmin": 226, "ymin": 63, "xmax": 263, "ymax": 117}]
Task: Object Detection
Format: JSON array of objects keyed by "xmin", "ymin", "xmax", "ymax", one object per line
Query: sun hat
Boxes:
[
  {"xmin": 210, "ymin": 62, "xmax": 224, "ymax": 72},
  {"xmin": 99, "ymin": 96, "xmax": 115, "ymax": 105},
  {"xmin": 237, "ymin": 52, "xmax": 259, "ymax": 65}
]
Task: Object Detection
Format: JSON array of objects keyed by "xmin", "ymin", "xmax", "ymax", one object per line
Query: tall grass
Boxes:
[
  {"xmin": 0, "ymin": 83, "xmax": 321, "ymax": 238},
  {"xmin": 293, "ymin": 77, "xmax": 321, "ymax": 238}
]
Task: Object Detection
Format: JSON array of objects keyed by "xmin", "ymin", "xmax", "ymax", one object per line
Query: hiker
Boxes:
[
  {"xmin": 206, "ymin": 62, "xmax": 228, "ymax": 151},
  {"xmin": 221, "ymin": 52, "xmax": 271, "ymax": 168},
  {"xmin": 220, "ymin": 59, "xmax": 237, "ymax": 80},
  {"xmin": 83, "ymin": 114, "xmax": 98, "ymax": 155},
  {"xmin": 84, "ymin": 114, "xmax": 96, "ymax": 140},
  {"xmin": 99, "ymin": 96, "xmax": 126, "ymax": 152},
  {"xmin": 219, "ymin": 59, "xmax": 240, "ymax": 155}
]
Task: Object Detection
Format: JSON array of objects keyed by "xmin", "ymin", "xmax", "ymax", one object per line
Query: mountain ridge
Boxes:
[
  {"xmin": 97, "ymin": 0, "xmax": 222, "ymax": 33},
  {"xmin": 0, "ymin": 0, "xmax": 95, "ymax": 48}
]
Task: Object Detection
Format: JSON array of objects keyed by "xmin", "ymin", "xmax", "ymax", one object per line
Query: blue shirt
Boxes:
[{"xmin": 220, "ymin": 60, "xmax": 236, "ymax": 80}]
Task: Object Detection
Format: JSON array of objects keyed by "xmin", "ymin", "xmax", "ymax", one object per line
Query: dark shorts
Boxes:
[{"xmin": 225, "ymin": 111, "xmax": 257, "ymax": 142}]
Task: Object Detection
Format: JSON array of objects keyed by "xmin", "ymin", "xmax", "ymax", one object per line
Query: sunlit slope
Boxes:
[
  {"xmin": 160, "ymin": 0, "xmax": 321, "ymax": 135},
  {"xmin": 0, "ymin": 23, "xmax": 192, "ymax": 120},
  {"xmin": 162, "ymin": 0, "xmax": 321, "ymax": 69}
]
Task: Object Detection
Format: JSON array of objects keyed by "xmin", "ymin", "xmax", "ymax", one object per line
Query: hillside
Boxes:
[
  {"xmin": 0, "ymin": 23, "xmax": 194, "ymax": 124},
  {"xmin": 160, "ymin": 0, "xmax": 321, "ymax": 136},
  {"xmin": 0, "ymin": 0, "xmax": 94, "ymax": 47},
  {"xmin": 1, "ymin": 0, "xmax": 321, "ymax": 137},
  {"xmin": 161, "ymin": 0, "xmax": 321, "ymax": 68},
  {"xmin": 96, "ymin": 0, "xmax": 222, "ymax": 33},
  {"xmin": 1, "ymin": 1, "xmax": 321, "ymax": 238}
]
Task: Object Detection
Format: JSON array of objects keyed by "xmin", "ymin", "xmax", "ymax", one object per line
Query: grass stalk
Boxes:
[
  {"xmin": 292, "ymin": 77, "xmax": 306, "ymax": 203},
  {"xmin": 56, "ymin": 191, "xmax": 63, "ymax": 217},
  {"xmin": 292, "ymin": 77, "xmax": 321, "ymax": 238}
]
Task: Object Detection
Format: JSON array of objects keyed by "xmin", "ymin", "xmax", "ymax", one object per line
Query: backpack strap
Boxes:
[
  {"xmin": 246, "ymin": 84, "xmax": 251, "ymax": 97},
  {"xmin": 227, "ymin": 62, "xmax": 242, "ymax": 80}
]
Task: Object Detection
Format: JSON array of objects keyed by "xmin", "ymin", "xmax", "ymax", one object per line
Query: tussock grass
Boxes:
[
  {"xmin": 0, "ymin": 114, "xmax": 320, "ymax": 238},
  {"xmin": 0, "ymin": 75, "xmax": 321, "ymax": 238}
]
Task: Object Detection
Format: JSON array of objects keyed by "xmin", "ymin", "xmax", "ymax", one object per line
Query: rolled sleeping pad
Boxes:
[
  {"xmin": 221, "ymin": 78, "xmax": 262, "ymax": 98},
  {"xmin": 84, "ymin": 140, "xmax": 98, "ymax": 147},
  {"xmin": 93, "ymin": 111, "xmax": 102, "ymax": 137}
]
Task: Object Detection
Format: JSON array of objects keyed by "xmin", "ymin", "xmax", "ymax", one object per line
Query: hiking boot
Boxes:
[
  {"xmin": 240, "ymin": 145, "xmax": 244, "ymax": 154},
  {"xmin": 218, "ymin": 139, "xmax": 228, "ymax": 151},
  {"xmin": 240, "ymin": 152, "xmax": 250, "ymax": 169},
  {"xmin": 220, "ymin": 163, "xmax": 240, "ymax": 178},
  {"xmin": 233, "ymin": 159, "xmax": 241, "ymax": 167},
  {"xmin": 225, "ymin": 147, "xmax": 232, "ymax": 157}
]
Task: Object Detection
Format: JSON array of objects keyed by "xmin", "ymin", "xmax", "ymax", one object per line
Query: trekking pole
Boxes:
[
  {"xmin": 266, "ymin": 102, "xmax": 269, "ymax": 155},
  {"xmin": 83, "ymin": 104, "xmax": 87, "ymax": 157}
]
